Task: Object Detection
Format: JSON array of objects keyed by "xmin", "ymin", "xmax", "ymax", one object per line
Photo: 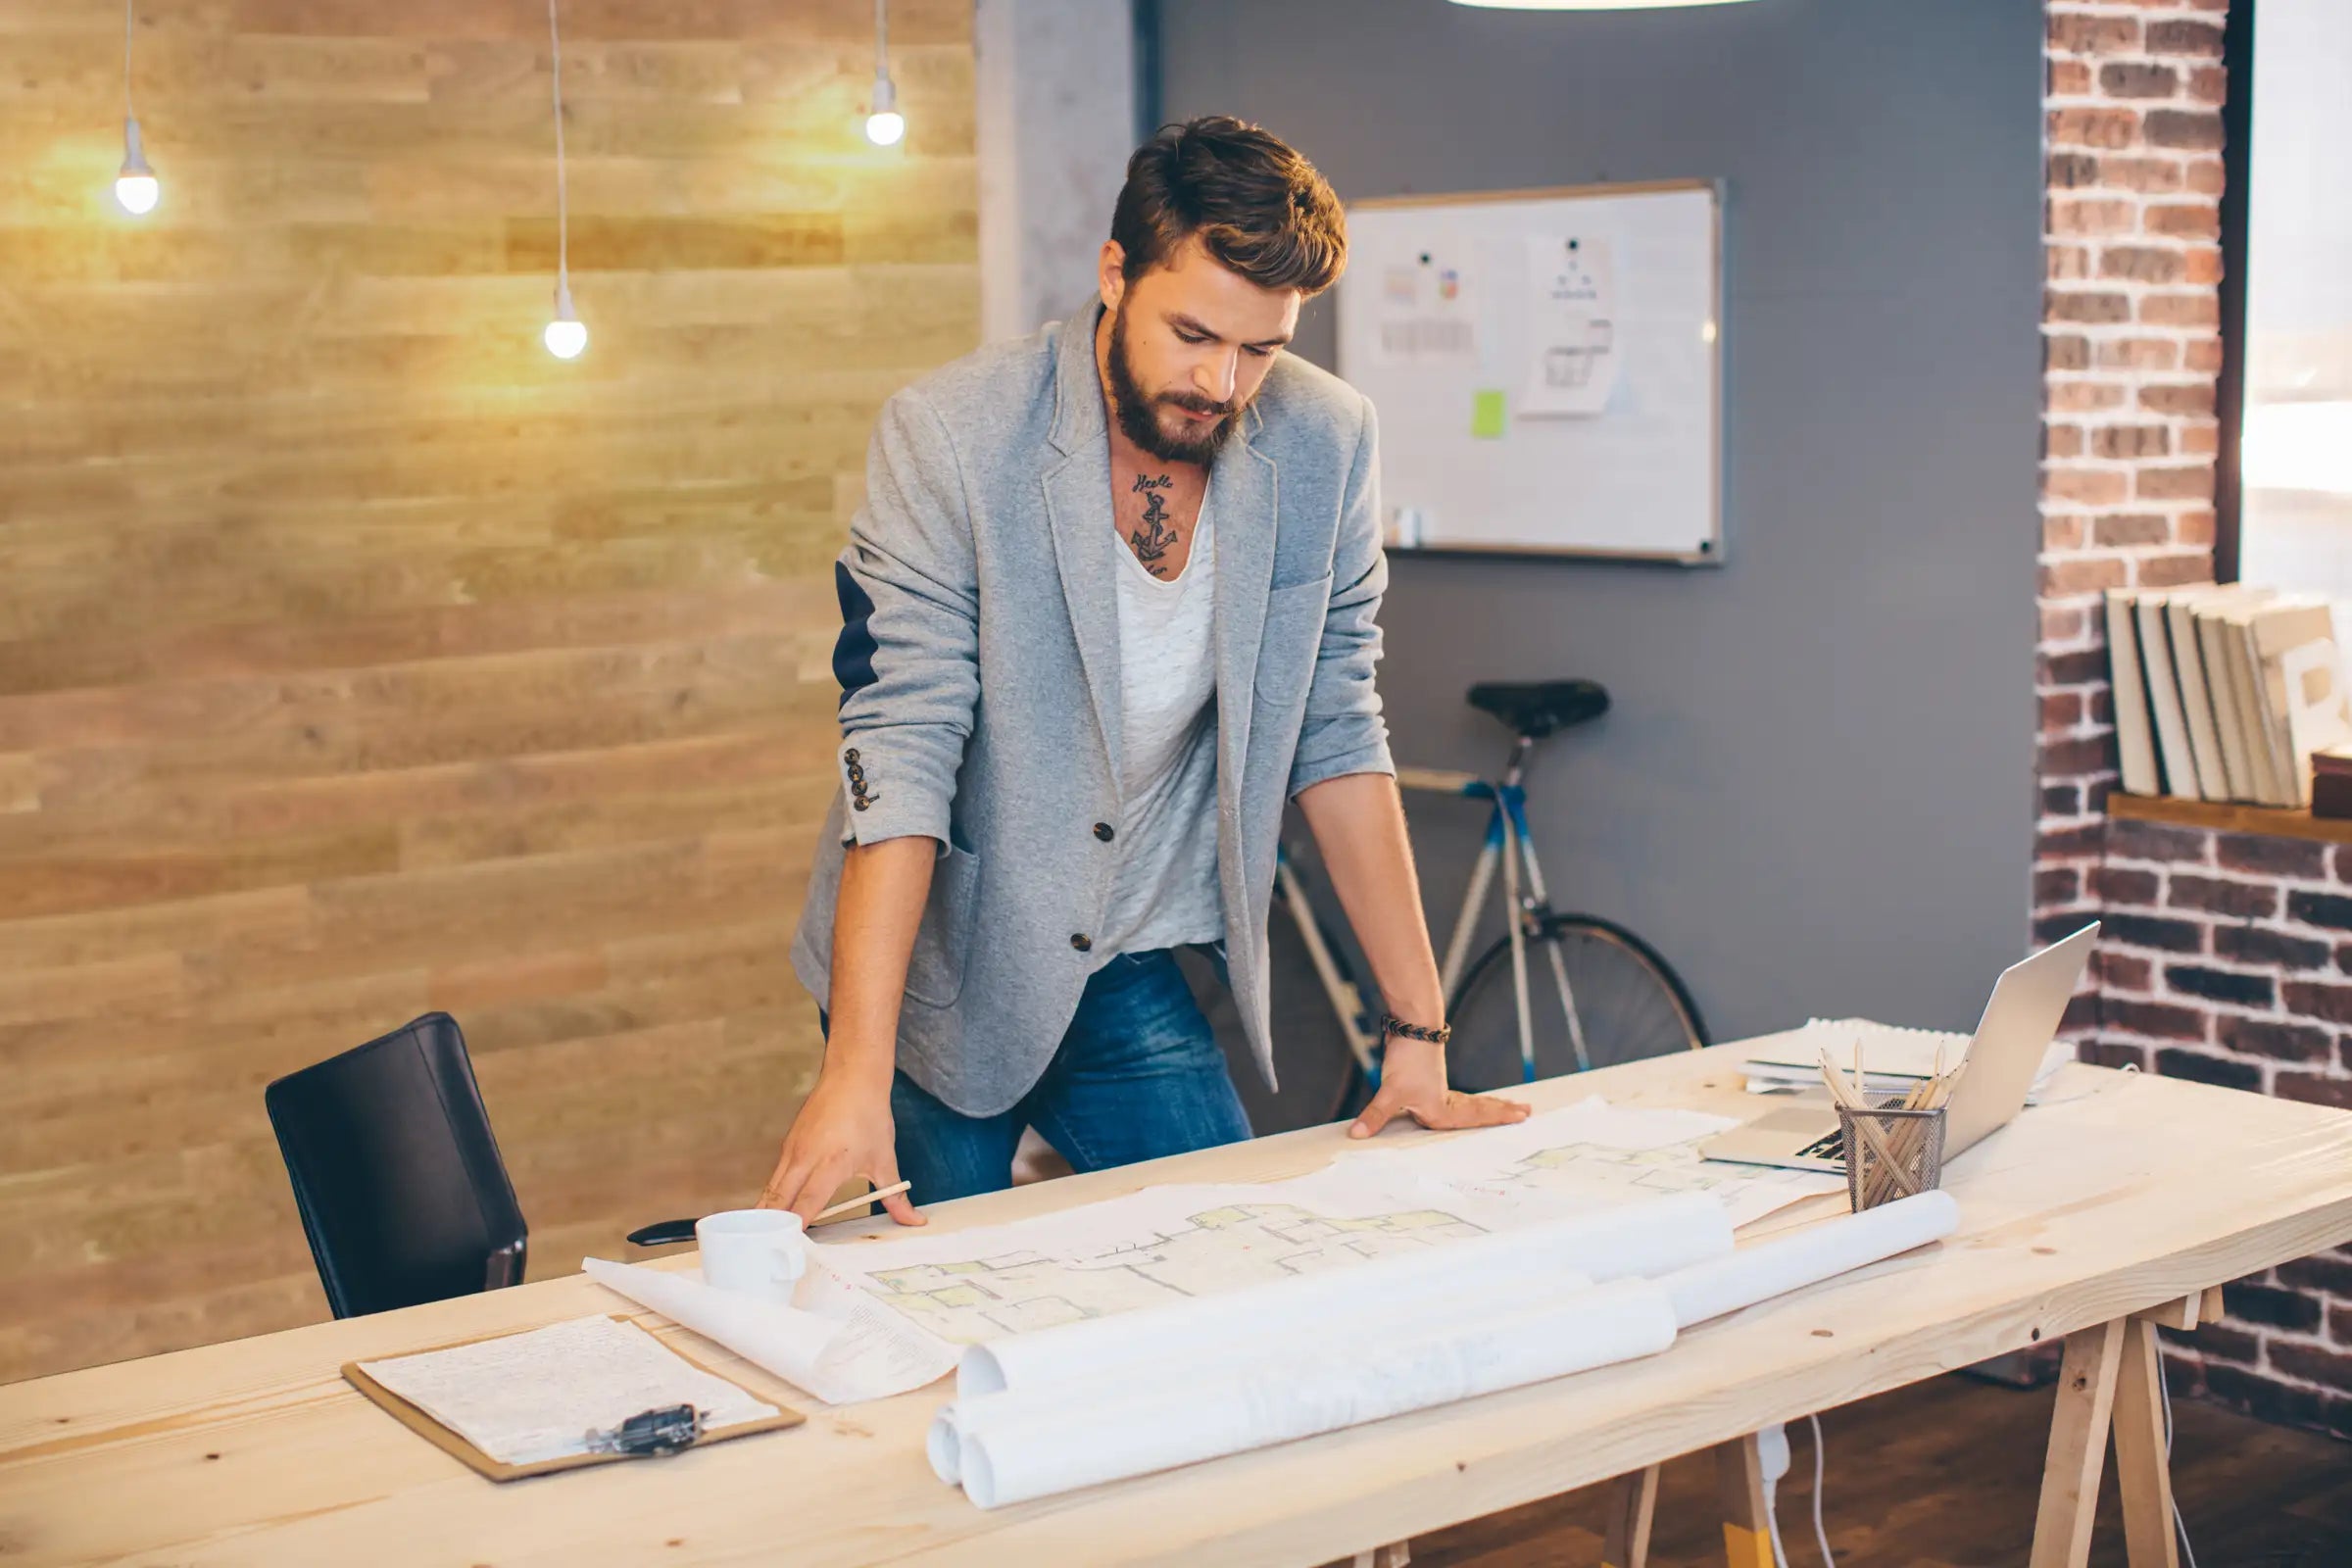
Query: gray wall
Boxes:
[
  {"xmin": 1155, "ymin": 0, "xmax": 2043, "ymax": 1037},
  {"xmin": 974, "ymin": 0, "xmax": 1142, "ymax": 344}
]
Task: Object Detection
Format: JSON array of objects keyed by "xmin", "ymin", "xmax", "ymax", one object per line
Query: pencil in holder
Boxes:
[{"xmin": 1835, "ymin": 1098, "xmax": 1946, "ymax": 1212}]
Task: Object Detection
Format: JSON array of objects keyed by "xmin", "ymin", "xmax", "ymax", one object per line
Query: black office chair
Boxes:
[{"xmin": 265, "ymin": 1011, "xmax": 528, "ymax": 1318}]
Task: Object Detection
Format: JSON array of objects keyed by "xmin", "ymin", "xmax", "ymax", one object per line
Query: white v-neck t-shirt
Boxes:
[{"xmin": 1096, "ymin": 501, "xmax": 1225, "ymax": 961}]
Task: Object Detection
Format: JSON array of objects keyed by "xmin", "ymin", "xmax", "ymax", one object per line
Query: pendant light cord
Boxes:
[
  {"xmin": 875, "ymin": 0, "xmax": 889, "ymax": 77},
  {"xmin": 547, "ymin": 0, "xmax": 568, "ymax": 296},
  {"xmin": 122, "ymin": 0, "xmax": 135, "ymax": 120}
]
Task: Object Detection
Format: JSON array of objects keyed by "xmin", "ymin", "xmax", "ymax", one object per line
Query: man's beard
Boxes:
[{"xmin": 1106, "ymin": 302, "xmax": 1241, "ymax": 466}]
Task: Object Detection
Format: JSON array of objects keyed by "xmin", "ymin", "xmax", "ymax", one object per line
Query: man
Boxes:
[{"xmin": 762, "ymin": 117, "xmax": 1527, "ymax": 1226}]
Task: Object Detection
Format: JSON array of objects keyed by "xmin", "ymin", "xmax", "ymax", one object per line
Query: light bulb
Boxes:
[
  {"xmin": 115, "ymin": 172, "xmax": 160, "ymax": 216},
  {"xmin": 864, "ymin": 72, "xmax": 903, "ymax": 146},
  {"xmin": 545, "ymin": 279, "xmax": 586, "ymax": 359},
  {"xmin": 117, "ymin": 116, "xmax": 158, "ymax": 216}
]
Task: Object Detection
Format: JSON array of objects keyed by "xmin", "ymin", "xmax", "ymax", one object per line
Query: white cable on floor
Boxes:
[
  {"xmin": 1755, "ymin": 1422, "xmax": 1793, "ymax": 1567},
  {"xmin": 1764, "ymin": 1485, "xmax": 1792, "ymax": 1568}
]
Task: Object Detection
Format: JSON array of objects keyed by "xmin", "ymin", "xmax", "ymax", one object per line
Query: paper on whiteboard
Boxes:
[
  {"xmin": 357, "ymin": 1315, "xmax": 777, "ymax": 1467},
  {"xmin": 1371, "ymin": 255, "xmax": 1478, "ymax": 364},
  {"xmin": 1519, "ymin": 234, "xmax": 1618, "ymax": 416}
]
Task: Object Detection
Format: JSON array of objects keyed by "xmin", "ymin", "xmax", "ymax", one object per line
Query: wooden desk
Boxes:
[{"xmin": 6, "ymin": 1047, "xmax": 2350, "ymax": 1568}]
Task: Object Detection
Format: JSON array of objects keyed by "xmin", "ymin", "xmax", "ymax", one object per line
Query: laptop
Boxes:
[{"xmin": 1699, "ymin": 922, "xmax": 2100, "ymax": 1174}]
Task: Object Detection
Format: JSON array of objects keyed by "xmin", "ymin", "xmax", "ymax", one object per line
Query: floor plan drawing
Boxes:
[
  {"xmin": 860, "ymin": 1200, "xmax": 1487, "ymax": 1343},
  {"xmin": 1374, "ymin": 1098, "xmax": 1843, "ymax": 1230},
  {"xmin": 814, "ymin": 1099, "xmax": 1839, "ymax": 1359}
]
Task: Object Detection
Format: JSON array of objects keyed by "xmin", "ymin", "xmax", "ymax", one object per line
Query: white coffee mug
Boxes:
[{"xmin": 695, "ymin": 1208, "xmax": 807, "ymax": 1304}]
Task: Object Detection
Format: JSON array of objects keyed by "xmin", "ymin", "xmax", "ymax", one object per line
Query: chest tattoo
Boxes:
[{"xmin": 1129, "ymin": 473, "xmax": 1181, "ymax": 578}]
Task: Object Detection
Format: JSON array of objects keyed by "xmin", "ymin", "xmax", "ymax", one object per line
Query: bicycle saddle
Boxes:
[{"xmin": 1465, "ymin": 679, "xmax": 1610, "ymax": 739}]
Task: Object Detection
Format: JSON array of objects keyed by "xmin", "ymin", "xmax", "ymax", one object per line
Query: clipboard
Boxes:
[{"xmin": 342, "ymin": 1314, "xmax": 805, "ymax": 1483}]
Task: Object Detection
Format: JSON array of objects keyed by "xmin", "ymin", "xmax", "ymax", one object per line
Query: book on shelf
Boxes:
[
  {"xmin": 2104, "ymin": 588, "xmax": 2162, "ymax": 798},
  {"xmin": 2136, "ymin": 588, "xmax": 2208, "ymax": 799},
  {"xmin": 2223, "ymin": 600, "xmax": 2287, "ymax": 806},
  {"xmin": 2167, "ymin": 587, "xmax": 2233, "ymax": 800},
  {"xmin": 2193, "ymin": 589, "xmax": 2272, "ymax": 803}
]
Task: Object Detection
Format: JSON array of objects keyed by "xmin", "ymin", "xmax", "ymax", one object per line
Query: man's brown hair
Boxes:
[{"xmin": 1108, "ymin": 116, "xmax": 1348, "ymax": 297}]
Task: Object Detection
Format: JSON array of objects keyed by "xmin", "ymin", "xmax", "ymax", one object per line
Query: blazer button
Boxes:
[
  {"xmin": 844, "ymin": 748, "xmax": 860, "ymax": 762},
  {"xmin": 1069, "ymin": 933, "xmax": 1093, "ymax": 953},
  {"xmin": 1093, "ymin": 822, "xmax": 1115, "ymax": 843},
  {"xmin": 853, "ymin": 798, "xmax": 869, "ymax": 812}
]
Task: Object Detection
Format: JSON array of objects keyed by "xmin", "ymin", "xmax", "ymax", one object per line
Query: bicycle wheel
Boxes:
[{"xmin": 1445, "ymin": 913, "xmax": 1708, "ymax": 1092}]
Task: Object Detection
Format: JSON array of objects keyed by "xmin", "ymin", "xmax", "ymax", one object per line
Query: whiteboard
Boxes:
[{"xmin": 1335, "ymin": 181, "xmax": 1723, "ymax": 564}]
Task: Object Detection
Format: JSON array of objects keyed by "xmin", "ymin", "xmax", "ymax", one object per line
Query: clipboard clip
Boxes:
[{"xmin": 584, "ymin": 1403, "xmax": 704, "ymax": 1458}]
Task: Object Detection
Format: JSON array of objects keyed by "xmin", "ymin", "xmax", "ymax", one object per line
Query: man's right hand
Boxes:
[{"xmin": 758, "ymin": 1068, "xmax": 925, "ymax": 1227}]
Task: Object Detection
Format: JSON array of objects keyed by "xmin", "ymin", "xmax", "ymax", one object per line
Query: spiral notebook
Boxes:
[{"xmin": 1740, "ymin": 1016, "xmax": 2071, "ymax": 1102}]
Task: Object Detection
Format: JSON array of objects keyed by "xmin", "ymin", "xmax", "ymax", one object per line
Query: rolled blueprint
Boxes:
[
  {"xmin": 1660, "ymin": 1189, "xmax": 1961, "ymax": 1328},
  {"xmin": 583, "ymin": 1257, "xmax": 839, "ymax": 1392},
  {"xmin": 957, "ymin": 1189, "xmax": 1730, "ymax": 1401},
  {"xmin": 935, "ymin": 1256, "xmax": 1598, "ymax": 1486},
  {"xmin": 927, "ymin": 1403, "xmax": 967, "ymax": 1485},
  {"xmin": 954, "ymin": 1276, "xmax": 1680, "ymax": 1509}
]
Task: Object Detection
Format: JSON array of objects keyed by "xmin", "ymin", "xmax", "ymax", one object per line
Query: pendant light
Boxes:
[
  {"xmin": 543, "ymin": 0, "xmax": 586, "ymax": 358},
  {"xmin": 115, "ymin": 0, "xmax": 158, "ymax": 216},
  {"xmin": 864, "ymin": 0, "xmax": 906, "ymax": 147}
]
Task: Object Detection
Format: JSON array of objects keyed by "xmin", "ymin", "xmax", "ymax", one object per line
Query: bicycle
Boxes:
[{"xmin": 1198, "ymin": 678, "xmax": 1710, "ymax": 1135}]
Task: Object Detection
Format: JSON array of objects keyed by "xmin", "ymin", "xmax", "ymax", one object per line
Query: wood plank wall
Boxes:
[{"xmin": 0, "ymin": 0, "xmax": 977, "ymax": 1383}]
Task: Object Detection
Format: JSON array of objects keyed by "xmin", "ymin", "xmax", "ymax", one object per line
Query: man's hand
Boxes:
[
  {"xmin": 759, "ymin": 1069, "xmax": 924, "ymax": 1226},
  {"xmin": 1347, "ymin": 1038, "xmax": 1530, "ymax": 1139}
]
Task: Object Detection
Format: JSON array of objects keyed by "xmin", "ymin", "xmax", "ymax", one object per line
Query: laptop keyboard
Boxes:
[{"xmin": 1795, "ymin": 1129, "xmax": 1846, "ymax": 1162}]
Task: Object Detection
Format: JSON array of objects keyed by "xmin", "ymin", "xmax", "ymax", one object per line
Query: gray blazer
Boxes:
[{"xmin": 790, "ymin": 295, "xmax": 1394, "ymax": 1116}]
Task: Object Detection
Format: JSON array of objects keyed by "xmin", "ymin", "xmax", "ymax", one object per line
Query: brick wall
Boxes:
[
  {"xmin": 2094, "ymin": 815, "xmax": 2352, "ymax": 1436},
  {"xmin": 2027, "ymin": 1, "xmax": 2352, "ymax": 1439},
  {"xmin": 2034, "ymin": 0, "xmax": 2229, "ymax": 978}
]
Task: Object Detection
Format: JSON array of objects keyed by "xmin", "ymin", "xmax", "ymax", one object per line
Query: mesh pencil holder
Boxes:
[{"xmin": 1835, "ymin": 1098, "xmax": 1946, "ymax": 1212}]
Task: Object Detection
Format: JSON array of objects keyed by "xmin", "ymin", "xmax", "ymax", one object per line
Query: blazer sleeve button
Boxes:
[
  {"xmin": 1069, "ymin": 933, "xmax": 1093, "ymax": 953},
  {"xmin": 1093, "ymin": 822, "xmax": 1115, "ymax": 843}
]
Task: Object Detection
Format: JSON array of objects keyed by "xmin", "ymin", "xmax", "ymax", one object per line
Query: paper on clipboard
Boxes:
[
  {"xmin": 1520, "ymin": 233, "xmax": 1619, "ymax": 416},
  {"xmin": 349, "ymin": 1314, "xmax": 793, "ymax": 1474}
]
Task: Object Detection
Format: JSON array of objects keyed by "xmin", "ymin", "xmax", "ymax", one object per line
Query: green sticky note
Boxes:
[{"xmin": 1472, "ymin": 389, "xmax": 1506, "ymax": 439}]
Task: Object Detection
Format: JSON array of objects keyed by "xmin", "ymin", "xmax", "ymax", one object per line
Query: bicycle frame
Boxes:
[
  {"xmin": 1399, "ymin": 737, "xmax": 1592, "ymax": 1081},
  {"xmin": 1270, "ymin": 844, "xmax": 1385, "ymax": 1081},
  {"xmin": 1274, "ymin": 735, "xmax": 1592, "ymax": 1091}
]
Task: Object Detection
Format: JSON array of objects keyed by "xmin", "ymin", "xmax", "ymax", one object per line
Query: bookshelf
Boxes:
[{"xmin": 2108, "ymin": 791, "xmax": 2352, "ymax": 848}]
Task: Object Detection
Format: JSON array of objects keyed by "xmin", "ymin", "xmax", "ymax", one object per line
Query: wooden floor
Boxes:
[{"xmin": 1390, "ymin": 1374, "xmax": 2352, "ymax": 1568}]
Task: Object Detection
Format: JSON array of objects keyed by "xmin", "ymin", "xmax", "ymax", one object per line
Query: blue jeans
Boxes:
[{"xmin": 826, "ymin": 948, "xmax": 1251, "ymax": 1205}]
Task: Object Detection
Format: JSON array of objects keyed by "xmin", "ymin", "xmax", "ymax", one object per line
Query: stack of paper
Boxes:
[{"xmin": 1740, "ymin": 1017, "xmax": 2072, "ymax": 1103}]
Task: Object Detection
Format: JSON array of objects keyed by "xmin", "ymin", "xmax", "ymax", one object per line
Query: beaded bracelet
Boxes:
[{"xmin": 1379, "ymin": 1012, "xmax": 1452, "ymax": 1047}]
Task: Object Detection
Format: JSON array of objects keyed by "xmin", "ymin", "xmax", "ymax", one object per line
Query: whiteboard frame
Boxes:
[{"xmin": 1343, "ymin": 178, "xmax": 1726, "ymax": 566}]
